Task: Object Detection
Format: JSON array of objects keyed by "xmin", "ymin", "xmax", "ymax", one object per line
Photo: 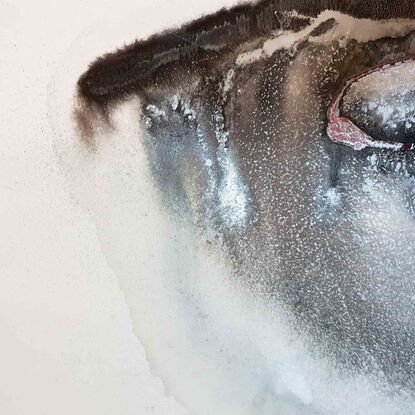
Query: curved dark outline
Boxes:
[
  {"xmin": 77, "ymin": 0, "xmax": 415, "ymax": 107},
  {"xmin": 327, "ymin": 56, "xmax": 415, "ymax": 151}
]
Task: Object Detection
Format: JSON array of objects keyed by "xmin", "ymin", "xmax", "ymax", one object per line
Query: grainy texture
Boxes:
[{"xmin": 75, "ymin": 0, "xmax": 415, "ymax": 407}]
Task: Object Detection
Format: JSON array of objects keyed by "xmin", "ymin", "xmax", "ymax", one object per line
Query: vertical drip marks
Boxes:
[
  {"xmin": 170, "ymin": 93, "xmax": 218, "ymax": 202},
  {"xmin": 142, "ymin": 75, "xmax": 253, "ymax": 230},
  {"xmin": 214, "ymin": 69, "xmax": 252, "ymax": 228},
  {"xmin": 218, "ymin": 153, "xmax": 251, "ymax": 228}
]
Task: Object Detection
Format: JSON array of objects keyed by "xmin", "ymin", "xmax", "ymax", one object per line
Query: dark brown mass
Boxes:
[{"xmin": 77, "ymin": 0, "xmax": 415, "ymax": 108}]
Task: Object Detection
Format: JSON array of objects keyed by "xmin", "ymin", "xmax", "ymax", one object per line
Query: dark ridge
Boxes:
[
  {"xmin": 309, "ymin": 17, "xmax": 336, "ymax": 37},
  {"xmin": 77, "ymin": 0, "xmax": 415, "ymax": 108},
  {"xmin": 77, "ymin": 2, "xmax": 284, "ymax": 106},
  {"xmin": 76, "ymin": 0, "xmax": 312, "ymax": 106}
]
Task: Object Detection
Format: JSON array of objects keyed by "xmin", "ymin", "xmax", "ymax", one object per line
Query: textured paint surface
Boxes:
[
  {"xmin": 328, "ymin": 57, "xmax": 415, "ymax": 150},
  {"xmin": 72, "ymin": 1, "xmax": 415, "ymax": 414}
]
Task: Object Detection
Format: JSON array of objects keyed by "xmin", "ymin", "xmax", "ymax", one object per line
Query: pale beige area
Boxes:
[{"xmin": 0, "ymin": 0, "xmax": 238, "ymax": 414}]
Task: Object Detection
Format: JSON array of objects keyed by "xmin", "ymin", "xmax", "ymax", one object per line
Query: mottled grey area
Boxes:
[{"xmin": 75, "ymin": 0, "xmax": 415, "ymax": 397}]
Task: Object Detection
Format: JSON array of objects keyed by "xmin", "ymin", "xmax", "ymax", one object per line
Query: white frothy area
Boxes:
[
  {"xmin": 236, "ymin": 10, "xmax": 415, "ymax": 67},
  {"xmin": 57, "ymin": 97, "xmax": 415, "ymax": 415}
]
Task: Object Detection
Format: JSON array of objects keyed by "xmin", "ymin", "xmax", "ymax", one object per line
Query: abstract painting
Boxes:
[{"xmin": 3, "ymin": 1, "xmax": 415, "ymax": 414}]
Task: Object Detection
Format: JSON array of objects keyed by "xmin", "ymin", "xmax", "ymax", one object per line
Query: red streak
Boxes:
[{"xmin": 327, "ymin": 56, "xmax": 415, "ymax": 152}]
